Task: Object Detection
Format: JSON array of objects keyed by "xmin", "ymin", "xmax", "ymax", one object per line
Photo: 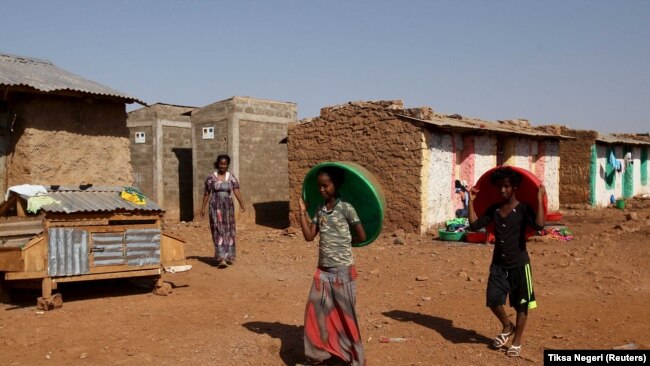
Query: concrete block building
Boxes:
[
  {"xmin": 0, "ymin": 53, "xmax": 143, "ymax": 196},
  {"xmin": 188, "ymin": 96, "xmax": 297, "ymax": 227},
  {"xmin": 553, "ymin": 127, "xmax": 650, "ymax": 207},
  {"xmin": 127, "ymin": 103, "xmax": 196, "ymax": 221},
  {"xmin": 288, "ymin": 100, "xmax": 564, "ymax": 234}
]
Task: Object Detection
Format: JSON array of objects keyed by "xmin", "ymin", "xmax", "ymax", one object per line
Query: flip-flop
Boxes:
[
  {"xmin": 493, "ymin": 323, "xmax": 515, "ymax": 348},
  {"xmin": 506, "ymin": 345, "xmax": 521, "ymax": 357}
]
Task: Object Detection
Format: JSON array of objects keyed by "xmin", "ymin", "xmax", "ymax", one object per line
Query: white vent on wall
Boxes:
[
  {"xmin": 135, "ymin": 132, "xmax": 146, "ymax": 144},
  {"xmin": 203, "ymin": 127, "xmax": 214, "ymax": 139}
]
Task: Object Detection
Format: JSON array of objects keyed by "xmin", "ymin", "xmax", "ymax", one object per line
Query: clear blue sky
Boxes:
[{"xmin": 2, "ymin": 1, "xmax": 649, "ymax": 133}]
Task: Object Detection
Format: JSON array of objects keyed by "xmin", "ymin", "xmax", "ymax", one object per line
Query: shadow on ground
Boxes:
[
  {"xmin": 383, "ymin": 310, "xmax": 492, "ymax": 345},
  {"xmin": 243, "ymin": 321, "xmax": 304, "ymax": 365}
]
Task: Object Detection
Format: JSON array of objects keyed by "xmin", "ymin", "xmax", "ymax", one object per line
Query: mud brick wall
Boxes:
[
  {"xmin": 162, "ymin": 126, "xmax": 193, "ymax": 221},
  {"xmin": 288, "ymin": 101, "xmax": 424, "ymax": 233},
  {"xmin": 128, "ymin": 125, "xmax": 154, "ymax": 197},
  {"xmin": 8, "ymin": 95, "xmax": 132, "ymax": 187},
  {"xmin": 559, "ymin": 127, "xmax": 598, "ymax": 204}
]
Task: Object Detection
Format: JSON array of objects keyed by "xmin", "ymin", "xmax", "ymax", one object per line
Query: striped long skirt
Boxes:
[
  {"xmin": 208, "ymin": 193, "xmax": 236, "ymax": 262},
  {"xmin": 304, "ymin": 265, "xmax": 366, "ymax": 366}
]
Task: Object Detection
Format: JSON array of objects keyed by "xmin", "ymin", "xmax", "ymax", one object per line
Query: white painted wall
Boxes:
[
  {"xmin": 473, "ymin": 135, "xmax": 496, "ymax": 185},
  {"xmin": 633, "ymin": 147, "xmax": 650, "ymax": 195},
  {"xmin": 510, "ymin": 139, "xmax": 531, "ymax": 168},
  {"xmin": 594, "ymin": 145, "xmax": 624, "ymax": 207},
  {"xmin": 425, "ymin": 132, "xmax": 454, "ymax": 231},
  {"xmin": 542, "ymin": 141, "xmax": 560, "ymax": 210}
]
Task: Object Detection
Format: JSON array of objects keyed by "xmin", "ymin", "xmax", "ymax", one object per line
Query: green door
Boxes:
[{"xmin": 623, "ymin": 146, "xmax": 633, "ymax": 198}]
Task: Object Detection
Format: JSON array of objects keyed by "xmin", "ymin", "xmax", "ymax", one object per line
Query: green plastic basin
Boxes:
[
  {"xmin": 438, "ymin": 229, "xmax": 465, "ymax": 242},
  {"xmin": 302, "ymin": 162, "xmax": 386, "ymax": 247}
]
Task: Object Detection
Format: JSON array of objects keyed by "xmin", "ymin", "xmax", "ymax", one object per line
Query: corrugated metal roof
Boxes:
[
  {"xmin": 37, "ymin": 186, "xmax": 163, "ymax": 214},
  {"xmin": 596, "ymin": 134, "xmax": 650, "ymax": 146},
  {"xmin": 0, "ymin": 53, "xmax": 145, "ymax": 105},
  {"xmin": 397, "ymin": 114, "xmax": 570, "ymax": 139}
]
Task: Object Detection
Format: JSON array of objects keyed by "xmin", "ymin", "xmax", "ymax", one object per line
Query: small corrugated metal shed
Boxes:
[
  {"xmin": 0, "ymin": 53, "xmax": 145, "ymax": 105},
  {"xmin": 0, "ymin": 185, "xmax": 186, "ymax": 309}
]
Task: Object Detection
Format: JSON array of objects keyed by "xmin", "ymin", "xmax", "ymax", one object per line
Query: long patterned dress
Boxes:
[{"xmin": 204, "ymin": 172, "xmax": 240, "ymax": 262}]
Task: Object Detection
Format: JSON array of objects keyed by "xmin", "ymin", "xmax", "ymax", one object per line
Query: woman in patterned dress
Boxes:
[{"xmin": 200, "ymin": 154, "xmax": 245, "ymax": 268}]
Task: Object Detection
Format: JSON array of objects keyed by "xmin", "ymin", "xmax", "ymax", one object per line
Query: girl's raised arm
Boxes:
[{"xmin": 298, "ymin": 198, "xmax": 319, "ymax": 241}]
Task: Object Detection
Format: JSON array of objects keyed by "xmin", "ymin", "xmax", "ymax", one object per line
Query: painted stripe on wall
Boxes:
[{"xmin": 590, "ymin": 144, "xmax": 597, "ymax": 206}]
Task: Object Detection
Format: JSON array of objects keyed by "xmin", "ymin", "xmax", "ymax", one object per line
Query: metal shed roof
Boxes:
[
  {"xmin": 595, "ymin": 134, "xmax": 650, "ymax": 146},
  {"xmin": 397, "ymin": 114, "xmax": 571, "ymax": 139},
  {"xmin": 0, "ymin": 53, "xmax": 145, "ymax": 105},
  {"xmin": 38, "ymin": 186, "xmax": 163, "ymax": 214}
]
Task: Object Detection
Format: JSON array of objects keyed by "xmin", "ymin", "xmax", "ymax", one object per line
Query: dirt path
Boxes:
[{"xmin": 1, "ymin": 199, "xmax": 649, "ymax": 365}]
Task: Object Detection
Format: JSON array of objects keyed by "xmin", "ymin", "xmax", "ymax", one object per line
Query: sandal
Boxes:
[
  {"xmin": 493, "ymin": 323, "xmax": 515, "ymax": 348},
  {"xmin": 506, "ymin": 345, "xmax": 521, "ymax": 357}
]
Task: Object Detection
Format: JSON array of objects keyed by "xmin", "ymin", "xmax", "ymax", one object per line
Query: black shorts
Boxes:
[{"xmin": 486, "ymin": 263, "xmax": 537, "ymax": 312}]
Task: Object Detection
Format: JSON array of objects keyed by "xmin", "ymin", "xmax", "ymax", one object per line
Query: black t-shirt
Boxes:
[{"xmin": 469, "ymin": 202, "xmax": 543, "ymax": 268}]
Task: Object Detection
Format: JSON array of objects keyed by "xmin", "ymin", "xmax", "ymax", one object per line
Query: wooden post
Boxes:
[
  {"xmin": 16, "ymin": 198, "xmax": 28, "ymax": 217},
  {"xmin": 0, "ymin": 277, "xmax": 9, "ymax": 303},
  {"xmin": 41, "ymin": 277, "xmax": 52, "ymax": 298}
]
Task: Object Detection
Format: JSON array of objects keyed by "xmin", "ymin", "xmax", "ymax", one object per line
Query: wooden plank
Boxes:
[
  {"xmin": 161, "ymin": 234, "xmax": 186, "ymax": 266},
  {"xmin": 16, "ymin": 198, "xmax": 28, "ymax": 217},
  {"xmin": 52, "ymin": 268, "xmax": 161, "ymax": 283},
  {"xmin": 0, "ymin": 227, "xmax": 44, "ymax": 237},
  {"xmin": 4, "ymin": 271, "xmax": 47, "ymax": 280},
  {"xmin": 22, "ymin": 237, "xmax": 46, "ymax": 272},
  {"xmin": 44, "ymin": 219, "xmax": 108, "ymax": 227},
  {"xmin": 162, "ymin": 231, "xmax": 186, "ymax": 243},
  {"xmin": 42, "ymin": 278, "xmax": 52, "ymax": 298},
  {"xmin": 0, "ymin": 195, "xmax": 17, "ymax": 216},
  {"xmin": 88, "ymin": 264, "xmax": 160, "ymax": 275},
  {"xmin": 77, "ymin": 224, "xmax": 159, "ymax": 233},
  {"xmin": 0, "ymin": 248, "xmax": 23, "ymax": 271},
  {"xmin": 45, "ymin": 213, "xmax": 163, "ymax": 222},
  {"xmin": 20, "ymin": 235, "xmax": 44, "ymax": 251}
]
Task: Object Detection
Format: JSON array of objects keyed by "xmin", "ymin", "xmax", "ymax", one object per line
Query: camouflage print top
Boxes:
[{"xmin": 312, "ymin": 199, "xmax": 361, "ymax": 267}]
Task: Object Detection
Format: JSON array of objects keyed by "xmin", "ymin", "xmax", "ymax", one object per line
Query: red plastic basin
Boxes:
[
  {"xmin": 465, "ymin": 232, "xmax": 488, "ymax": 243},
  {"xmin": 546, "ymin": 212, "xmax": 563, "ymax": 222}
]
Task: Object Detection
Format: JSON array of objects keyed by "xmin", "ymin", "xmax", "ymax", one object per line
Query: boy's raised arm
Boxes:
[{"xmin": 535, "ymin": 184, "xmax": 546, "ymax": 228}]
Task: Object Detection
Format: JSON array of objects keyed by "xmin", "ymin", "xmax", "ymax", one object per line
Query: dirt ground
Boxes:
[{"xmin": 1, "ymin": 199, "xmax": 649, "ymax": 365}]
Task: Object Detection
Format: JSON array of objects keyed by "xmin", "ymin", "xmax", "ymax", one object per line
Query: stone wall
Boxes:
[
  {"xmin": 7, "ymin": 95, "xmax": 132, "ymax": 187},
  {"xmin": 288, "ymin": 101, "xmax": 424, "ymax": 233},
  {"xmin": 558, "ymin": 128, "xmax": 598, "ymax": 205},
  {"xmin": 239, "ymin": 119, "xmax": 289, "ymax": 227},
  {"xmin": 127, "ymin": 104, "xmax": 194, "ymax": 221},
  {"xmin": 191, "ymin": 97, "xmax": 296, "ymax": 224},
  {"xmin": 128, "ymin": 125, "xmax": 154, "ymax": 197},
  {"xmin": 191, "ymin": 102, "xmax": 231, "ymax": 215}
]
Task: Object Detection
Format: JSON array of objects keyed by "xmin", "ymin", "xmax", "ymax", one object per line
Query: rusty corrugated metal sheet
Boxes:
[
  {"xmin": 41, "ymin": 186, "xmax": 163, "ymax": 214},
  {"xmin": 596, "ymin": 134, "xmax": 650, "ymax": 146},
  {"xmin": 125, "ymin": 229, "xmax": 161, "ymax": 266},
  {"xmin": 48, "ymin": 228, "xmax": 89, "ymax": 276},
  {"xmin": 91, "ymin": 232, "xmax": 126, "ymax": 266},
  {"xmin": 397, "ymin": 114, "xmax": 571, "ymax": 139},
  {"xmin": 0, "ymin": 53, "xmax": 144, "ymax": 105}
]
